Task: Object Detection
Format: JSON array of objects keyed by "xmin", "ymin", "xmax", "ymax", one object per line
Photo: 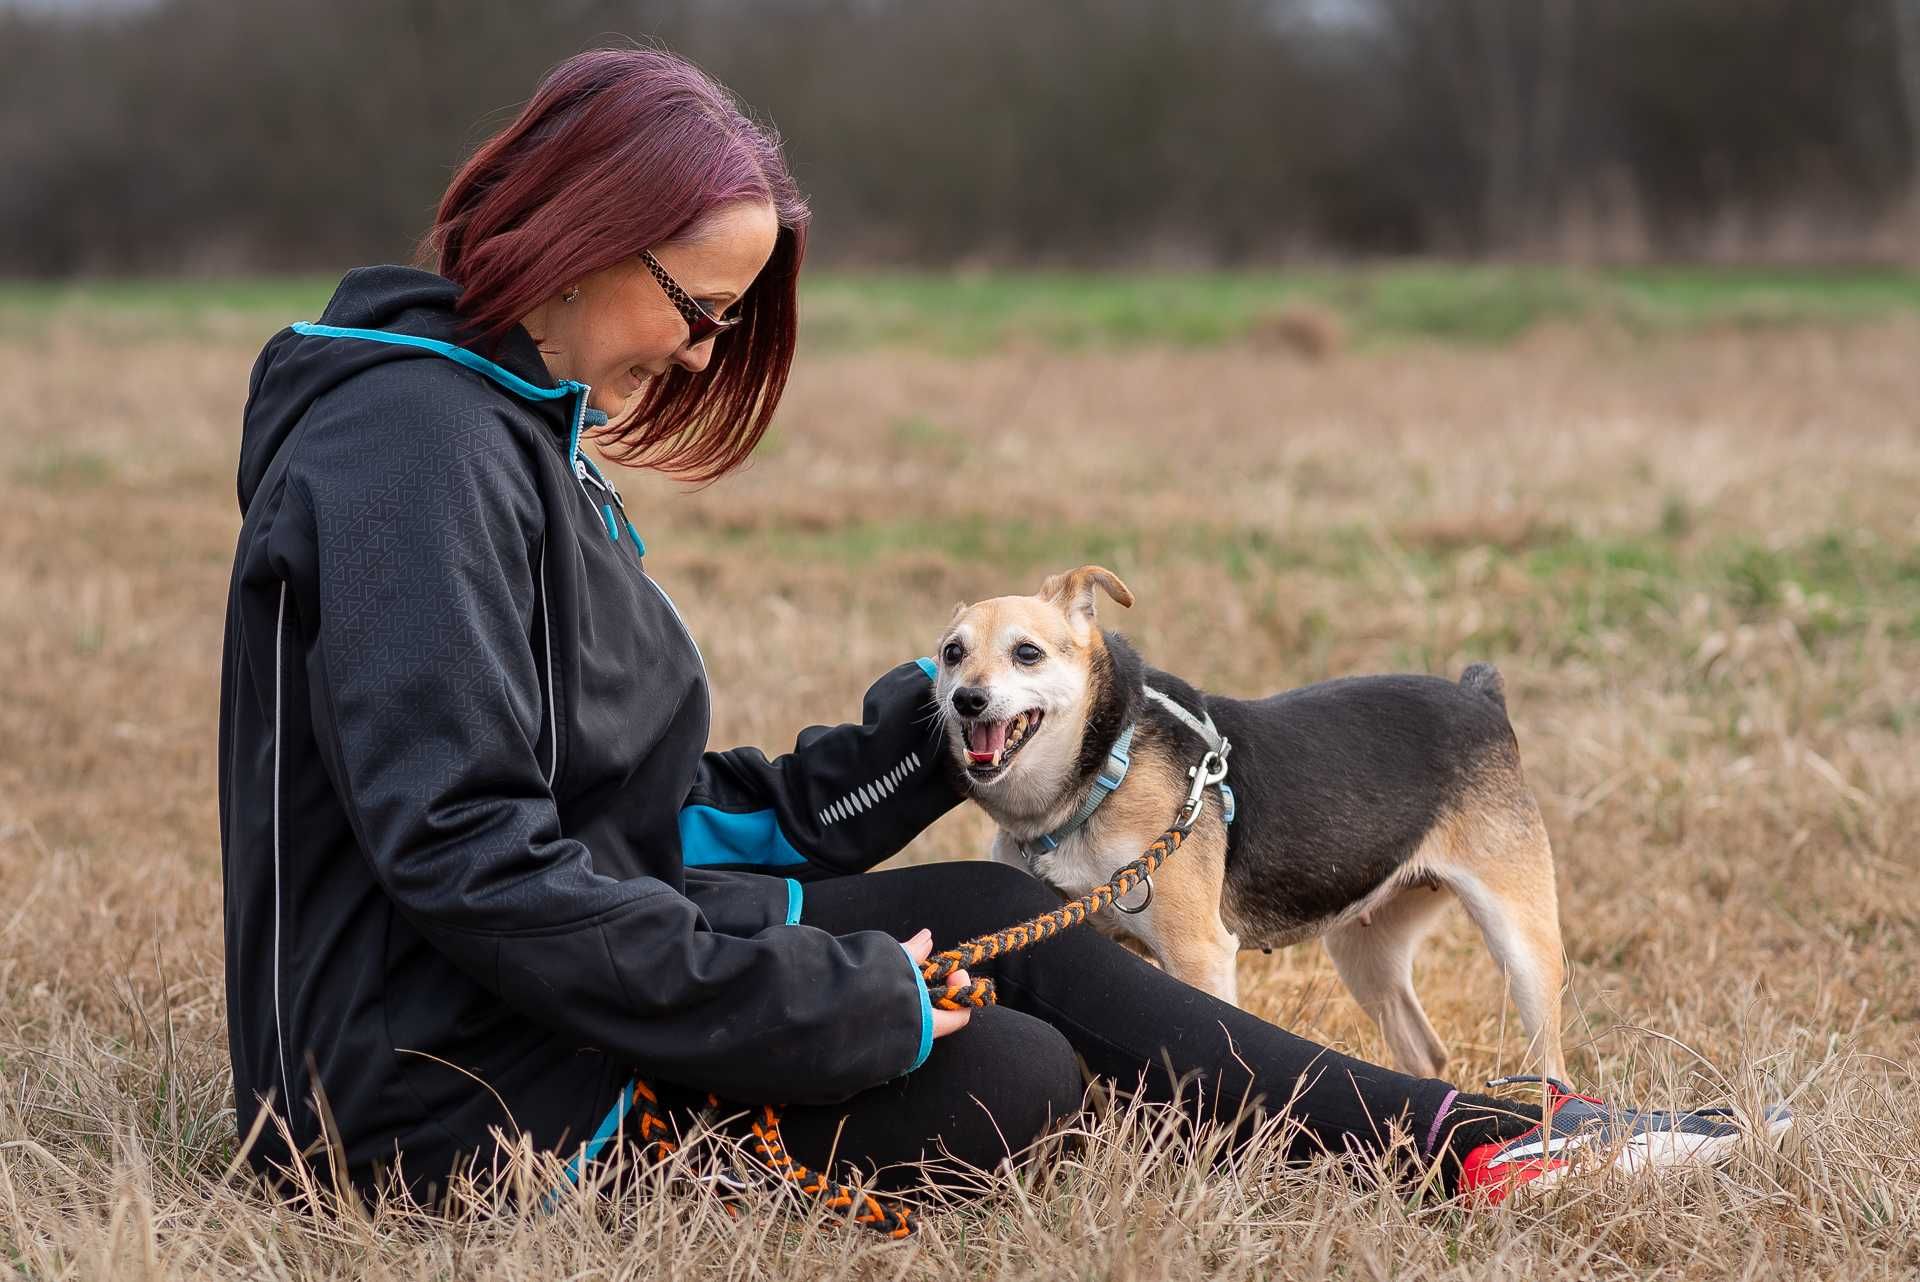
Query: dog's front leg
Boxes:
[{"xmin": 1114, "ymin": 837, "xmax": 1242, "ymax": 1007}]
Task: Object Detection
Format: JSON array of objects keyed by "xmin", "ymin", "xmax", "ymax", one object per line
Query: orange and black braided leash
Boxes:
[
  {"xmin": 603, "ymin": 1080, "xmax": 917, "ymax": 1237},
  {"xmin": 607, "ymin": 813, "xmax": 1203, "ymax": 1237},
  {"xmin": 917, "ymin": 824, "xmax": 1186, "ymax": 1010}
]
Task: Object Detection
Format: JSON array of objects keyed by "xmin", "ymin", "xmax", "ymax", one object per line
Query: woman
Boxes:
[{"xmin": 218, "ymin": 47, "xmax": 1783, "ymax": 1217}]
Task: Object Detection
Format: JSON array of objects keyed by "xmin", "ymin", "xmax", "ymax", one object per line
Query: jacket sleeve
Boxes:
[
  {"xmin": 685, "ymin": 660, "xmax": 964, "ymax": 883},
  {"xmin": 281, "ymin": 394, "xmax": 934, "ymax": 1101},
  {"xmin": 682, "ymin": 867, "xmax": 801, "ymax": 934}
]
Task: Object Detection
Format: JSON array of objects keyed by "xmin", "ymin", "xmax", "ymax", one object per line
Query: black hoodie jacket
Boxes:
[{"xmin": 219, "ymin": 266, "xmax": 960, "ymax": 1199}]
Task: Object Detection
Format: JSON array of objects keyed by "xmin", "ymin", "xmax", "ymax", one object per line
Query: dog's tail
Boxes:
[{"xmin": 1458, "ymin": 662, "xmax": 1507, "ymax": 713}]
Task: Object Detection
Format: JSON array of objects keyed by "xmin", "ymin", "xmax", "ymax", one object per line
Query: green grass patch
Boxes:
[
  {"xmin": 0, "ymin": 276, "xmax": 339, "ymax": 314},
  {"xmin": 889, "ymin": 415, "xmax": 966, "ymax": 457},
  {"xmin": 1603, "ymin": 266, "xmax": 1920, "ymax": 328},
  {"xmin": 700, "ymin": 513, "xmax": 1340, "ymax": 580},
  {"xmin": 1711, "ymin": 531, "xmax": 1918, "ymax": 636},
  {"xmin": 11, "ymin": 447, "xmax": 117, "ymax": 491},
  {"xmin": 8, "ymin": 265, "xmax": 1920, "ymax": 352},
  {"xmin": 711, "ymin": 514, "xmax": 1918, "ymax": 653},
  {"xmin": 708, "ymin": 513, "xmax": 1146, "ymax": 571}
]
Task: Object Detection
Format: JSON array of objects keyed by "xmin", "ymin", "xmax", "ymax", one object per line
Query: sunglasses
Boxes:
[{"xmin": 639, "ymin": 249, "xmax": 744, "ymax": 346}]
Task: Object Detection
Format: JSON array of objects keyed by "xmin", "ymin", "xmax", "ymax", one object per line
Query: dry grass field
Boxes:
[{"xmin": 1, "ymin": 284, "xmax": 1917, "ymax": 1278}]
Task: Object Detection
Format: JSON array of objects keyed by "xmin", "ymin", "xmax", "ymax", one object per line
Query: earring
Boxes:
[{"xmin": 562, "ymin": 285, "xmax": 580, "ymax": 303}]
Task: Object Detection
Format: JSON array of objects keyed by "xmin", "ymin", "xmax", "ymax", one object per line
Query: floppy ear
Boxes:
[{"xmin": 1037, "ymin": 565, "xmax": 1134, "ymax": 640}]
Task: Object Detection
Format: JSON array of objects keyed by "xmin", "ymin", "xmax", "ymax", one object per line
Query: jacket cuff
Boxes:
[
  {"xmin": 897, "ymin": 941, "xmax": 934, "ymax": 1073},
  {"xmin": 682, "ymin": 869, "xmax": 792, "ymax": 936}
]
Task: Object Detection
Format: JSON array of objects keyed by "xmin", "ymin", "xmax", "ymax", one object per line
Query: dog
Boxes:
[{"xmin": 932, "ymin": 564, "xmax": 1565, "ymax": 1080}]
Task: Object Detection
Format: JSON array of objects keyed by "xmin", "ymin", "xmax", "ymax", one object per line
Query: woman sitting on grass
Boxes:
[{"xmin": 217, "ymin": 46, "xmax": 1788, "ymax": 1223}]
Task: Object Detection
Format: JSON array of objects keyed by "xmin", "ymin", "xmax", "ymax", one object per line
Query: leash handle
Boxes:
[{"xmin": 599, "ymin": 1081, "xmax": 919, "ymax": 1237}]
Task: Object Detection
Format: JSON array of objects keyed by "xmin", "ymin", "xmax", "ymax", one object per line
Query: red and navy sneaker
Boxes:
[{"xmin": 1457, "ymin": 1076, "xmax": 1794, "ymax": 1205}]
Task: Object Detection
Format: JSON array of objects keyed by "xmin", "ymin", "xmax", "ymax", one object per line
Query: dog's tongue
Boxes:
[{"xmin": 966, "ymin": 719, "xmax": 1008, "ymax": 764}]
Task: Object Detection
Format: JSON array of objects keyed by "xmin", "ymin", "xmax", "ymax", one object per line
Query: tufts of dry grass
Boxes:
[{"xmin": 0, "ymin": 309, "xmax": 1916, "ymax": 1278}]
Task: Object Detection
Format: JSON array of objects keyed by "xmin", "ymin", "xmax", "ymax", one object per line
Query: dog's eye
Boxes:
[
  {"xmin": 942, "ymin": 641, "xmax": 965, "ymax": 666},
  {"xmin": 1013, "ymin": 643, "xmax": 1045, "ymax": 665}
]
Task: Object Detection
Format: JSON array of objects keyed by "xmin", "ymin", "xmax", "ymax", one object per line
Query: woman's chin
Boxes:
[{"xmin": 588, "ymin": 384, "xmax": 643, "ymax": 416}]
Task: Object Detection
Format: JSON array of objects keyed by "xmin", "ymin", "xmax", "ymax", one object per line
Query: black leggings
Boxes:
[{"xmin": 706, "ymin": 862, "xmax": 1533, "ymax": 1194}]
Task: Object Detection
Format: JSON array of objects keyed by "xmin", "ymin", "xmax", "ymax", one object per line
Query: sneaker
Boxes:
[{"xmin": 1457, "ymin": 1076, "xmax": 1794, "ymax": 1205}]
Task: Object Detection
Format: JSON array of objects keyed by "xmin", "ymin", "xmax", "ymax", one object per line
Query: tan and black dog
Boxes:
[{"xmin": 932, "ymin": 564, "xmax": 1566, "ymax": 1079}]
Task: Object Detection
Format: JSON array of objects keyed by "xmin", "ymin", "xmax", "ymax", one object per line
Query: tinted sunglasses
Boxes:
[{"xmin": 639, "ymin": 249, "xmax": 744, "ymax": 346}]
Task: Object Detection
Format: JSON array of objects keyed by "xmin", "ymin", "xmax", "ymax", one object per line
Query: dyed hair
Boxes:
[{"xmin": 422, "ymin": 48, "xmax": 809, "ymax": 483}]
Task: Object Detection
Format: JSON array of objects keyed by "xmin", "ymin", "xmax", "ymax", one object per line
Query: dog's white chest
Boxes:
[{"xmin": 993, "ymin": 829, "xmax": 1130, "ymax": 902}]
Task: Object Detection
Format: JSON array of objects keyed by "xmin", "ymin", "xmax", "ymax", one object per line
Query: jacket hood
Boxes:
[{"xmin": 236, "ymin": 265, "xmax": 564, "ymax": 513}]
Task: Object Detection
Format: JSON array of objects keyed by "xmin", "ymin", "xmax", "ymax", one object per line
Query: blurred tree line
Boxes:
[{"xmin": 4, "ymin": 0, "xmax": 1919, "ymax": 274}]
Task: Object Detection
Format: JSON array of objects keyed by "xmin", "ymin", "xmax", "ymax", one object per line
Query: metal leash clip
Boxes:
[
  {"xmin": 1173, "ymin": 741, "xmax": 1231, "ymax": 833},
  {"xmin": 1119, "ymin": 741, "xmax": 1232, "ymax": 916}
]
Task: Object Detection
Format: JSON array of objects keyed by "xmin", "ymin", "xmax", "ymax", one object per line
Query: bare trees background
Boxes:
[{"xmin": 3, "ymin": 0, "xmax": 1918, "ymax": 275}]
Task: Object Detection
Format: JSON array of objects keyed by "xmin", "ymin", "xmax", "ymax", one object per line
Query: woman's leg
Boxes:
[
  {"xmin": 773, "ymin": 1005, "xmax": 1082, "ymax": 1190},
  {"xmin": 798, "ymin": 861, "xmax": 1534, "ymax": 1183},
  {"xmin": 618, "ymin": 1003, "xmax": 1078, "ymax": 1195}
]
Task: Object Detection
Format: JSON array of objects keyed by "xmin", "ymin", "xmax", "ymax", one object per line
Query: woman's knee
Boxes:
[
  {"xmin": 918, "ymin": 1007, "xmax": 1082, "ymax": 1167},
  {"xmin": 929, "ymin": 859, "xmax": 1066, "ymax": 931}
]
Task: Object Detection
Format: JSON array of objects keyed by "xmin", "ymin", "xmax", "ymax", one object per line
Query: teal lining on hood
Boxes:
[{"xmin": 288, "ymin": 321, "xmax": 645, "ymax": 555}]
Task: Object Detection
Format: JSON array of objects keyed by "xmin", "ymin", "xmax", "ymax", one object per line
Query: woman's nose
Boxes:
[{"xmin": 670, "ymin": 339, "xmax": 714, "ymax": 374}]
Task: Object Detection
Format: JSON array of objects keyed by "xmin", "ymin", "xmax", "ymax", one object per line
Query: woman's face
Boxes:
[{"xmin": 524, "ymin": 198, "xmax": 780, "ymax": 414}]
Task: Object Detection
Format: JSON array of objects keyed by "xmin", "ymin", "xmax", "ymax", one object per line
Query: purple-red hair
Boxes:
[{"xmin": 422, "ymin": 47, "xmax": 809, "ymax": 483}]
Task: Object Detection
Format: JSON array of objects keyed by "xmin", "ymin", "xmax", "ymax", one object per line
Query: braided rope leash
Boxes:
[
  {"xmin": 612, "ymin": 746, "xmax": 1228, "ymax": 1238},
  {"xmin": 918, "ymin": 824, "xmax": 1187, "ymax": 1010}
]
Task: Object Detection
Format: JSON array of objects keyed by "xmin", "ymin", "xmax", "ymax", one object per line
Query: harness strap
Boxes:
[
  {"xmin": 1142, "ymin": 686, "xmax": 1221, "ymax": 752},
  {"xmin": 1143, "ymin": 687, "xmax": 1236, "ymax": 824},
  {"xmin": 1029, "ymin": 683, "xmax": 1239, "ymax": 854}
]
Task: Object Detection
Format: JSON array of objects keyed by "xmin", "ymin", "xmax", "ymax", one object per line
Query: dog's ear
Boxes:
[{"xmin": 1037, "ymin": 565, "xmax": 1133, "ymax": 640}]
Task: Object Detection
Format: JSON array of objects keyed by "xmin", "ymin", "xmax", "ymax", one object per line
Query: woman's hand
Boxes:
[{"xmin": 901, "ymin": 928, "xmax": 973, "ymax": 1040}]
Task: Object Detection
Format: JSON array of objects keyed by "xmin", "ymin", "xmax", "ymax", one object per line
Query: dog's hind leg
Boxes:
[
  {"xmin": 1321, "ymin": 883, "xmax": 1455, "ymax": 1078},
  {"xmin": 1441, "ymin": 811, "xmax": 1567, "ymax": 1081}
]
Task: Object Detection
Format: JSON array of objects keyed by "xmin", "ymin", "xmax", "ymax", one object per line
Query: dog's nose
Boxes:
[{"xmin": 951, "ymin": 686, "xmax": 991, "ymax": 718}]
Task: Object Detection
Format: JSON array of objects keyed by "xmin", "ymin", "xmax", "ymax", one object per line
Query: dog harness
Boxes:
[
  {"xmin": 1025, "ymin": 685, "xmax": 1235, "ymax": 866},
  {"xmin": 1143, "ymin": 687, "xmax": 1237, "ymax": 825}
]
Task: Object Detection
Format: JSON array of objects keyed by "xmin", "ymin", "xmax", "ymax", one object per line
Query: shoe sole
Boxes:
[{"xmin": 1514, "ymin": 1105, "xmax": 1793, "ymax": 1197}]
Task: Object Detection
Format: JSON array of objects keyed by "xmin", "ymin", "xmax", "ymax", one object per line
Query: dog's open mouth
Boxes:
[{"xmin": 962, "ymin": 709, "xmax": 1044, "ymax": 779}]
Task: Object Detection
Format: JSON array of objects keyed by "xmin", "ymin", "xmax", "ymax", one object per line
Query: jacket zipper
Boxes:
[
  {"xmin": 565, "ymin": 385, "xmax": 704, "ymax": 738},
  {"xmin": 565, "ymin": 384, "xmax": 647, "ymax": 559}
]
